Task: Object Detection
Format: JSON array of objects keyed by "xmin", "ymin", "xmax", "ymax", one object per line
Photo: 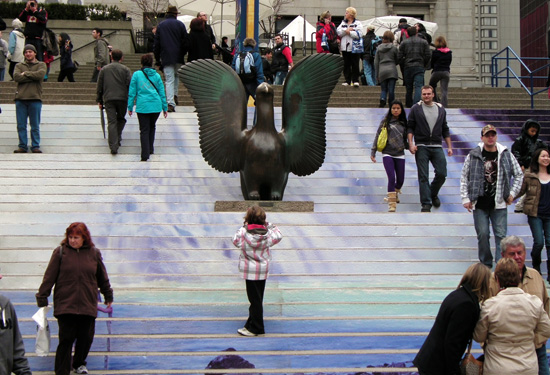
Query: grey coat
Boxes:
[
  {"xmin": 0, "ymin": 295, "xmax": 32, "ymax": 375},
  {"xmin": 374, "ymin": 42, "xmax": 398, "ymax": 83}
]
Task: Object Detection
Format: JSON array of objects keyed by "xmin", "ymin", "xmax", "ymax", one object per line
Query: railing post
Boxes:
[{"xmin": 505, "ymin": 48, "xmax": 511, "ymax": 87}]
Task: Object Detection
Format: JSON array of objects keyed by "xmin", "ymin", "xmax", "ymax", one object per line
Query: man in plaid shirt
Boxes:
[{"xmin": 460, "ymin": 124, "xmax": 523, "ymax": 268}]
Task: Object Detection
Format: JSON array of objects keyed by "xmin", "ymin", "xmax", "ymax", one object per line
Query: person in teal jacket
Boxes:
[{"xmin": 127, "ymin": 53, "xmax": 168, "ymax": 161}]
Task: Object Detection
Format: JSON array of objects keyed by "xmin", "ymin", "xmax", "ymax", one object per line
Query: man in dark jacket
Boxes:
[
  {"xmin": 18, "ymin": 0, "xmax": 48, "ymax": 61},
  {"xmin": 271, "ymin": 34, "xmax": 293, "ymax": 85},
  {"xmin": 0, "ymin": 273, "xmax": 32, "ymax": 375},
  {"xmin": 96, "ymin": 49, "xmax": 132, "ymax": 155},
  {"xmin": 90, "ymin": 27, "xmax": 110, "ymax": 83},
  {"xmin": 398, "ymin": 26, "xmax": 431, "ymax": 107},
  {"xmin": 154, "ymin": 5, "xmax": 188, "ymax": 112},
  {"xmin": 407, "ymin": 85, "xmax": 453, "ymax": 212},
  {"xmin": 262, "ymin": 48, "xmax": 273, "ymax": 84}
]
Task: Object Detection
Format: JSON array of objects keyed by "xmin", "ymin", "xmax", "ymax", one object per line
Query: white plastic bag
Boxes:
[{"xmin": 32, "ymin": 306, "xmax": 51, "ymax": 356}]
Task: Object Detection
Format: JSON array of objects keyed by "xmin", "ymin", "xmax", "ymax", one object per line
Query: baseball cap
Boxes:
[{"xmin": 481, "ymin": 124, "xmax": 497, "ymax": 136}]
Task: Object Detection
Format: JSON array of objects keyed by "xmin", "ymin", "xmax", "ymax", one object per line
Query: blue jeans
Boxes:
[
  {"xmin": 537, "ymin": 344, "xmax": 550, "ymax": 375},
  {"xmin": 0, "ymin": 68, "xmax": 5, "ymax": 81},
  {"xmin": 528, "ymin": 215, "xmax": 550, "ymax": 270},
  {"xmin": 380, "ymin": 78, "xmax": 396, "ymax": 105},
  {"xmin": 404, "ymin": 66, "xmax": 425, "ymax": 107},
  {"xmin": 15, "ymin": 100, "xmax": 42, "ymax": 151},
  {"xmin": 473, "ymin": 208, "xmax": 507, "ymax": 267},
  {"xmin": 362, "ymin": 60, "xmax": 376, "ymax": 86},
  {"xmin": 414, "ymin": 146, "xmax": 447, "ymax": 206},
  {"xmin": 274, "ymin": 71, "xmax": 287, "ymax": 85},
  {"xmin": 163, "ymin": 64, "xmax": 180, "ymax": 107}
]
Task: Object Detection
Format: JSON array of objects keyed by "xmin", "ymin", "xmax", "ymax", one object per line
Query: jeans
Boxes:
[
  {"xmin": 163, "ymin": 64, "xmax": 180, "ymax": 107},
  {"xmin": 404, "ymin": 66, "xmax": 425, "ymax": 107},
  {"xmin": 537, "ymin": 344, "xmax": 550, "ymax": 375},
  {"xmin": 473, "ymin": 208, "xmax": 507, "ymax": 267},
  {"xmin": 429, "ymin": 70, "xmax": 450, "ymax": 107},
  {"xmin": 0, "ymin": 68, "xmax": 5, "ymax": 81},
  {"xmin": 15, "ymin": 100, "xmax": 42, "ymax": 150},
  {"xmin": 105, "ymin": 100, "xmax": 127, "ymax": 152},
  {"xmin": 274, "ymin": 70, "xmax": 287, "ymax": 85},
  {"xmin": 380, "ymin": 78, "xmax": 396, "ymax": 105},
  {"xmin": 137, "ymin": 112, "xmax": 160, "ymax": 161},
  {"xmin": 528, "ymin": 215, "xmax": 550, "ymax": 271},
  {"xmin": 414, "ymin": 146, "xmax": 447, "ymax": 206},
  {"xmin": 362, "ymin": 59, "xmax": 376, "ymax": 86}
]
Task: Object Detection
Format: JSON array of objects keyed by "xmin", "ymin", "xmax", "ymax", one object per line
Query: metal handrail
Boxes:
[{"xmin": 491, "ymin": 46, "xmax": 550, "ymax": 109}]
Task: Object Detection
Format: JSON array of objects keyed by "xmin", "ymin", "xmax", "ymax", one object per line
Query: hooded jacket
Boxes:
[
  {"xmin": 431, "ymin": 48, "xmax": 452, "ymax": 72},
  {"xmin": 517, "ymin": 170, "xmax": 545, "ymax": 217},
  {"xmin": 232, "ymin": 223, "xmax": 282, "ymax": 280},
  {"xmin": 512, "ymin": 119, "xmax": 548, "ymax": 169},
  {"xmin": 8, "ymin": 28, "xmax": 25, "ymax": 63},
  {"xmin": 337, "ymin": 18, "xmax": 363, "ymax": 53},
  {"xmin": 374, "ymin": 42, "xmax": 398, "ymax": 82},
  {"xmin": 0, "ymin": 295, "xmax": 32, "ymax": 375},
  {"xmin": 407, "ymin": 101, "xmax": 449, "ymax": 146},
  {"xmin": 14, "ymin": 59, "xmax": 47, "ymax": 101},
  {"xmin": 128, "ymin": 67, "xmax": 168, "ymax": 114},
  {"xmin": 94, "ymin": 36, "xmax": 110, "ymax": 68},
  {"xmin": 36, "ymin": 244, "xmax": 113, "ymax": 318}
]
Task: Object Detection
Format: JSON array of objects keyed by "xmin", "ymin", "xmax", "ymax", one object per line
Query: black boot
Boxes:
[
  {"xmin": 532, "ymin": 253, "xmax": 542, "ymax": 274},
  {"xmin": 379, "ymin": 99, "xmax": 386, "ymax": 108},
  {"xmin": 547, "ymin": 261, "xmax": 550, "ymax": 283}
]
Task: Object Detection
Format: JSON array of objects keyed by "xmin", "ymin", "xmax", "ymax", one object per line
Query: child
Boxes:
[
  {"xmin": 512, "ymin": 119, "xmax": 547, "ymax": 212},
  {"xmin": 371, "ymin": 100, "xmax": 408, "ymax": 212},
  {"xmin": 232, "ymin": 205, "xmax": 282, "ymax": 336}
]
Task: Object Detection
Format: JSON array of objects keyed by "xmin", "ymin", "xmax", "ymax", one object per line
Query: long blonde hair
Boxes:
[{"xmin": 457, "ymin": 263, "xmax": 491, "ymax": 302}]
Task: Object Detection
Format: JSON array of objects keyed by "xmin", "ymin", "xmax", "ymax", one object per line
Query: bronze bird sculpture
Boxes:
[{"xmin": 178, "ymin": 53, "xmax": 344, "ymax": 200}]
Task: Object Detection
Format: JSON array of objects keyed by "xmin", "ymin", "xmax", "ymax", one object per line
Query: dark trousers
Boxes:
[
  {"xmin": 137, "ymin": 112, "xmax": 160, "ymax": 161},
  {"xmin": 57, "ymin": 69, "xmax": 75, "ymax": 82},
  {"xmin": 90, "ymin": 67, "xmax": 100, "ymax": 83},
  {"xmin": 105, "ymin": 100, "xmax": 127, "ymax": 152},
  {"xmin": 55, "ymin": 314, "xmax": 96, "ymax": 375},
  {"xmin": 245, "ymin": 279, "xmax": 266, "ymax": 334},
  {"xmin": 342, "ymin": 51, "xmax": 361, "ymax": 84},
  {"xmin": 9, "ymin": 61, "xmax": 18, "ymax": 80}
]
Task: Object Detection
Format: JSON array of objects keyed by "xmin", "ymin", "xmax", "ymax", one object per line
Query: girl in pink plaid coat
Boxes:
[{"xmin": 232, "ymin": 205, "xmax": 282, "ymax": 336}]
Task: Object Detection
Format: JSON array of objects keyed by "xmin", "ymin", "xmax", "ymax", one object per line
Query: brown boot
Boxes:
[
  {"xmin": 388, "ymin": 192, "xmax": 397, "ymax": 212},
  {"xmin": 395, "ymin": 188, "xmax": 401, "ymax": 203}
]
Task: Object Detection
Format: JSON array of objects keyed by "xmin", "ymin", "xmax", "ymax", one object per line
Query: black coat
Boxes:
[{"xmin": 413, "ymin": 283, "xmax": 481, "ymax": 375}]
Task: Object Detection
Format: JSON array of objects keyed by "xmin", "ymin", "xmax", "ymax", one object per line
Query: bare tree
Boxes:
[
  {"xmin": 128, "ymin": 0, "xmax": 170, "ymax": 28},
  {"xmin": 259, "ymin": 0, "xmax": 293, "ymax": 36}
]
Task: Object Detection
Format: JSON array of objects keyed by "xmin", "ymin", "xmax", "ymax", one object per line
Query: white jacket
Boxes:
[{"xmin": 337, "ymin": 19, "xmax": 363, "ymax": 52}]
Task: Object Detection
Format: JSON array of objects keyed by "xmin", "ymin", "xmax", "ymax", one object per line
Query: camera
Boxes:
[{"xmin": 30, "ymin": 2, "xmax": 35, "ymax": 7}]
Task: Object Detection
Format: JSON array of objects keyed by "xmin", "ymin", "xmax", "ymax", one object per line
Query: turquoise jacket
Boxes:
[{"xmin": 127, "ymin": 67, "xmax": 168, "ymax": 114}]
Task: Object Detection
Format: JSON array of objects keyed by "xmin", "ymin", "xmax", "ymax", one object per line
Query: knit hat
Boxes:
[
  {"xmin": 481, "ymin": 124, "xmax": 497, "ymax": 136},
  {"xmin": 399, "ymin": 18, "xmax": 407, "ymax": 23},
  {"xmin": 12, "ymin": 18, "xmax": 23, "ymax": 28},
  {"xmin": 23, "ymin": 44, "xmax": 37, "ymax": 54}
]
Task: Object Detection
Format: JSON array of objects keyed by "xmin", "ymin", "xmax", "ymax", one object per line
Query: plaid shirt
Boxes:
[
  {"xmin": 232, "ymin": 223, "xmax": 282, "ymax": 280},
  {"xmin": 460, "ymin": 142, "xmax": 523, "ymax": 209}
]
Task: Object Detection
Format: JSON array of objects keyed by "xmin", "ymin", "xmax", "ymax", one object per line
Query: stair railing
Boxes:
[{"xmin": 491, "ymin": 46, "xmax": 550, "ymax": 109}]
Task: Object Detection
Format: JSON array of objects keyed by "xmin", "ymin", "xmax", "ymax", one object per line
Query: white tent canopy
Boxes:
[
  {"xmin": 361, "ymin": 16, "xmax": 438, "ymax": 38},
  {"xmin": 177, "ymin": 14, "xmax": 236, "ymax": 40},
  {"xmin": 280, "ymin": 15, "xmax": 316, "ymax": 42}
]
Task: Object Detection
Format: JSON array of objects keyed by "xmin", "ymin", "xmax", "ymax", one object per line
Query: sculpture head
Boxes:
[{"xmin": 255, "ymin": 82, "xmax": 273, "ymax": 100}]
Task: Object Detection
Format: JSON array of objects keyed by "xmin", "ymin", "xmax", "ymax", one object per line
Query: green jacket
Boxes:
[{"xmin": 13, "ymin": 59, "xmax": 46, "ymax": 101}]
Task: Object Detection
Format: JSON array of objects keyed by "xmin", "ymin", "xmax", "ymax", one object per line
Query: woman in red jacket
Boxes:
[
  {"xmin": 36, "ymin": 222, "xmax": 113, "ymax": 375},
  {"xmin": 315, "ymin": 11, "xmax": 339, "ymax": 54}
]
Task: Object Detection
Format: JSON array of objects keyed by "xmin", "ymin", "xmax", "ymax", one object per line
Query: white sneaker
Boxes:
[
  {"xmin": 341, "ymin": 82, "xmax": 349, "ymax": 86},
  {"xmin": 237, "ymin": 327, "xmax": 258, "ymax": 336},
  {"xmin": 74, "ymin": 365, "xmax": 88, "ymax": 374},
  {"xmin": 353, "ymin": 82, "xmax": 360, "ymax": 87}
]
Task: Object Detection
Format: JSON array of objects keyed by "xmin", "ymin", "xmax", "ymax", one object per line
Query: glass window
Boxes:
[
  {"xmin": 481, "ymin": 17, "xmax": 497, "ymax": 26},
  {"xmin": 481, "ymin": 29, "xmax": 498, "ymax": 38}
]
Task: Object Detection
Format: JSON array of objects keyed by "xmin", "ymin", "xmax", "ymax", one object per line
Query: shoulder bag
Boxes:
[
  {"xmin": 351, "ymin": 30, "xmax": 364, "ymax": 54},
  {"xmin": 376, "ymin": 121, "xmax": 388, "ymax": 152},
  {"xmin": 459, "ymin": 340, "xmax": 483, "ymax": 375}
]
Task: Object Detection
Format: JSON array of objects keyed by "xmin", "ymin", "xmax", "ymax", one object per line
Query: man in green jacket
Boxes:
[{"xmin": 13, "ymin": 44, "xmax": 46, "ymax": 153}]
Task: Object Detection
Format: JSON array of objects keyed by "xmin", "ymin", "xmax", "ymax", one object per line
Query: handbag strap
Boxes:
[
  {"xmin": 141, "ymin": 68, "xmax": 160, "ymax": 95},
  {"xmin": 466, "ymin": 339, "xmax": 473, "ymax": 354}
]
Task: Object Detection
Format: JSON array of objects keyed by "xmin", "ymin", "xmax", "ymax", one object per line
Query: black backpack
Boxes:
[{"xmin": 42, "ymin": 28, "xmax": 59, "ymax": 56}]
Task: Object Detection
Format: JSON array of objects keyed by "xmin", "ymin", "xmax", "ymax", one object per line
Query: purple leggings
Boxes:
[{"xmin": 382, "ymin": 156, "xmax": 405, "ymax": 192}]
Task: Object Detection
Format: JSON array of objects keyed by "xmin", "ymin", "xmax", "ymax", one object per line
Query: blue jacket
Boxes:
[
  {"xmin": 154, "ymin": 15, "xmax": 188, "ymax": 66},
  {"xmin": 127, "ymin": 67, "xmax": 168, "ymax": 114},
  {"xmin": 231, "ymin": 46, "xmax": 264, "ymax": 85}
]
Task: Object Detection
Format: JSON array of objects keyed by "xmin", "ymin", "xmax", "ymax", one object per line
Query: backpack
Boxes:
[
  {"xmin": 370, "ymin": 36, "xmax": 382, "ymax": 58},
  {"xmin": 42, "ymin": 28, "xmax": 59, "ymax": 56},
  {"xmin": 399, "ymin": 28, "xmax": 409, "ymax": 45},
  {"xmin": 234, "ymin": 51, "xmax": 257, "ymax": 83}
]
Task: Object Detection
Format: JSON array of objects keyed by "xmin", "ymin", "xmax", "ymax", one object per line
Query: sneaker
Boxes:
[
  {"xmin": 74, "ymin": 365, "xmax": 88, "ymax": 374},
  {"xmin": 168, "ymin": 105, "xmax": 176, "ymax": 113},
  {"xmin": 13, "ymin": 148, "xmax": 27, "ymax": 153},
  {"xmin": 31, "ymin": 148, "xmax": 42, "ymax": 153},
  {"xmin": 111, "ymin": 150, "xmax": 118, "ymax": 155},
  {"xmin": 514, "ymin": 208, "xmax": 523, "ymax": 213},
  {"xmin": 353, "ymin": 82, "xmax": 360, "ymax": 87},
  {"xmin": 341, "ymin": 82, "xmax": 349, "ymax": 86},
  {"xmin": 237, "ymin": 327, "xmax": 258, "ymax": 336},
  {"xmin": 431, "ymin": 196, "xmax": 441, "ymax": 208},
  {"xmin": 421, "ymin": 204, "xmax": 432, "ymax": 213}
]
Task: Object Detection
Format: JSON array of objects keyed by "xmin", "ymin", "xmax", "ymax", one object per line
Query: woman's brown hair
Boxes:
[
  {"xmin": 244, "ymin": 205, "xmax": 266, "ymax": 226},
  {"xmin": 495, "ymin": 258, "xmax": 521, "ymax": 288},
  {"xmin": 457, "ymin": 263, "xmax": 491, "ymax": 302},
  {"xmin": 61, "ymin": 222, "xmax": 95, "ymax": 248}
]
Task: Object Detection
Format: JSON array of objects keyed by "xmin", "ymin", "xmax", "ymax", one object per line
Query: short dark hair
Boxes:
[
  {"xmin": 141, "ymin": 53, "xmax": 153, "ymax": 67},
  {"xmin": 111, "ymin": 49, "xmax": 123, "ymax": 61},
  {"xmin": 244, "ymin": 205, "xmax": 266, "ymax": 226},
  {"xmin": 264, "ymin": 48, "xmax": 272, "ymax": 55},
  {"xmin": 93, "ymin": 27, "xmax": 103, "ymax": 36},
  {"xmin": 495, "ymin": 258, "xmax": 521, "ymax": 288},
  {"xmin": 190, "ymin": 17, "xmax": 205, "ymax": 32},
  {"xmin": 407, "ymin": 26, "xmax": 417, "ymax": 36}
]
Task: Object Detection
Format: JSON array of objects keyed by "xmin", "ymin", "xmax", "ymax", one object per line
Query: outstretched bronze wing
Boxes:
[
  {"xmin": 178, "ymin": 59, "xmax": 247, "ymax": 173},
  {"xmin": 281, "ymin": 54, "xmax": 344, "ymax": 176}
]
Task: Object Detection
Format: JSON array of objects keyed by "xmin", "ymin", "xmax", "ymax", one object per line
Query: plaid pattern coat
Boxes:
[{"xmin": 232, "ymin": 223, "xmax": 282, "ymax": 280}]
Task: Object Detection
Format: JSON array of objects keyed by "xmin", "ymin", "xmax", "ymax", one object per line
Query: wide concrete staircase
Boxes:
[
  {"xmin": 2, "ymin": 53, "xmax": 550, "ymax": 109},
  {"xmin": 0, "ymin": 102, "xmax": 548, "ymax": 373}
]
